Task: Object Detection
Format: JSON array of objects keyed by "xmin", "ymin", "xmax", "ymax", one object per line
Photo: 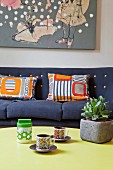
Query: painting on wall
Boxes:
[{"xmin": 0, "ymin": 0, "xmax": 97, "ymax": 49}]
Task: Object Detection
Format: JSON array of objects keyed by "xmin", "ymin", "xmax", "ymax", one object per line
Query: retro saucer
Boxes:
[
  {"xmin": 51, "ymin": 135, "xmax": 71, "ymax": 142},
  {"xmin": 29, "ymin": 144, "xmax": 57, "ymax": 153}
]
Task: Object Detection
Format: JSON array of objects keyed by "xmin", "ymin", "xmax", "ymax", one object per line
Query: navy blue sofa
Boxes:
[{"xmin": 0, "ymin": 67, "xmax": 113, "ymax": 128}]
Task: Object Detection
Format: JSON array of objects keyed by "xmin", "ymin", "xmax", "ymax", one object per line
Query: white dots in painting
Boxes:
[
  {"xmin": 90, "ymin": 14, "xmax": 94, "ymax": 18},
  {"xmin": 5, "ymin": 15, "xmax": 8, "ymax": 19},
  {"xmin": 0, "ymin": 23, "xmax": 3, "ymax": 27},
  {"xmin": 40, "ymin": 15, "xmax": 44, "ymax": 19},
  {"xmin": 58, "ymin": 1, "xmax": 61, "ymax": 4},
  {"xmin": 78, "ymin": 29, "xmax": 82, "ymax": 33},
  {"xmin": 28, "ymin": 6, "xmax": 31, "ymax": 10},
  {"xmin": 0, "ymin": 10, "xmax": 3, "ymax": 14},
  {"xmin": 54, "ymin": 6, "xmax": 57, "ymax": 9},
  {"xmin": 14, "ymin": 17, "xmax": 18, "ymax": 21},
  {"xmin": 9, "ymin": 22, "xmax": 13, "ymax": 28},
  {"xmin": 25, "ymin": 0, "xmax": 29, "ymax": 4},
  {"xmin": 55, "ymin": 19, "xmax": 59, "ymax": 23},
  {"xmin": 85, "ymin": 23, "xmax": 88, "ymax": 27},
  {"xmin": 8, "ymin": 7, "xmax": 11, "ymax": 11},
  {"xmin": 20, "ymin": 5, "xmax": 24, "ymax": 9},
  {"xmin": 47, "ymin": 15, "xmax": 50, "ymax": 19},
  {"xmin": 41, "ymin": 8, "xmax": 44, "ymax": 12},
  {"xmin": 57, "ymin": 25, "xmax": 61, "ymax": 29},
  {"xmin": 32, "ymin": 0, "xmax": 36, "ymax": 4},
  {"xmin": 20, "ymin": 15, "xmax": 24, "ymax": 18},
  {"xmin": 23, "ymin": 11, "xmax": 27, "ymax": 15},
  {"xmin": 14, "ymin": 11, "xmax": 18, "ymax": 15},
  {"xmin": 38, "ymin": 2, "xmax": 42, "ymax": 6}
]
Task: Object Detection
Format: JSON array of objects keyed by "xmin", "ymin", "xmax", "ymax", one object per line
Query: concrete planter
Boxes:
[{"xmin": 80, "ymin": 119, "xmax": 113, "ymax": 144}]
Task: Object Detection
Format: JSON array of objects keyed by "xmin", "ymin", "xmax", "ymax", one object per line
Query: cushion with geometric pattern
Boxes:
[
  {"xmin": 0, "ymin": 75, "xmax": 38, "ymax": 99},
  {"xmin": 47, "ymin": 73, "xmax": 90, "ymax": 101}
]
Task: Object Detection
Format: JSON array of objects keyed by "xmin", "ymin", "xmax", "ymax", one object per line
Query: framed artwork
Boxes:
[{"xmin": 0, "ymin": 0, "xmax": 97, "ymax": 49}]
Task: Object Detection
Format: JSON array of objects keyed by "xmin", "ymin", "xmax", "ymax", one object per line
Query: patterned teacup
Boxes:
[
  {"xmin": 36, "ymin": 134, "xmax": 54, "ymax": 151},
  {"xmin": 54, "ymin": 127, "xmax": 68, "ymax": 139}
]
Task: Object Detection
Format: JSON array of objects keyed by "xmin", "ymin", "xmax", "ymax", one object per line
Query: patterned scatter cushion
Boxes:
[
  {"xmin": 0, "ymin": 75, "xmax": 38, "ymax": 99},
  {"xmin": 47, "ymin": 74, "xmax": 90, "ymax": 101}
]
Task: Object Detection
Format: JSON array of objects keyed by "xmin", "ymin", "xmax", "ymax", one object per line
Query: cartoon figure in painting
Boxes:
[
  {"xmin": 45, "ymin": 0, "xmax": 51, "ymax": 9},
  {"xmin": 12, "ymin": 0, "xmax": 57, "ymax": 43},
  {"xmin": 12, "ymin": 14, "xmax": 41, "ymax": 42},
  {"xmin": 56, "ymin": 0, "xmax": 90, "ymax": 48}
]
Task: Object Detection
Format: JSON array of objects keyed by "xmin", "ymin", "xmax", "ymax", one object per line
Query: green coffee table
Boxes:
[{"xmin": 0, "ymin": 126, "xmax": 113, "ymax": 170}]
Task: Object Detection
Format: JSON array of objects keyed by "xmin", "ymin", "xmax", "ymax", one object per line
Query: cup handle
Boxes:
[
  {"xmin": 66, "ymin": 129, "xmax": 69, "ymax": 137},
  {"xmin": 51, "ymin": 136, "xmax": 55, "ymax": 146}
]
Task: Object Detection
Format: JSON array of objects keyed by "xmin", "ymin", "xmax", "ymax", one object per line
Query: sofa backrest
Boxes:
[{"xmin": 0, "ymin": 67, "xmax": 113, "ymax": 100}]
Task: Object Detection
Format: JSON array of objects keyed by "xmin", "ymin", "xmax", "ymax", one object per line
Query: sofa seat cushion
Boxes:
[
  {"xmin": 62, "ymin": 100, "xmax": 88, "ymax": 120},
  {"xmin": 7, "ymin": 100, "xmax": 62, "ymax": 121},
  {"xmin": 0, "ymin": 100, "xmax": 13, "ymax": 119}
]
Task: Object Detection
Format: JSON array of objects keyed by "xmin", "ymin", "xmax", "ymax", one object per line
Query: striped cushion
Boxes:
[
  {"xmin": 48, "ymin": 74, "xmax": 90, "ymax": 101},
  {"xmin": 0, "ymin": 75, "xmax": 38, "ymax": 99}
]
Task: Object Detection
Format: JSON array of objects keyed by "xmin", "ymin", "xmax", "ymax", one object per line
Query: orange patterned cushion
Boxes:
[
  {"xmin": 0, "ymin": 75, "xmax": 38, "ymax": 99},
  {"xmin": 48, "ymin": 74, "xmax": 90, "ymax": 101}
]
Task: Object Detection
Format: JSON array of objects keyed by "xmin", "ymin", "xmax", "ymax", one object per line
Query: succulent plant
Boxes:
[{"xmin": 81, "ymin": 96, "xmax": 111, "ymax": 121}]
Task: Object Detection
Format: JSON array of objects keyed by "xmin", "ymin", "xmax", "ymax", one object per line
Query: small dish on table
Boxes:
[{"xmin": 29, "ymin": 144, "xmax": 57, "ymax": 153}]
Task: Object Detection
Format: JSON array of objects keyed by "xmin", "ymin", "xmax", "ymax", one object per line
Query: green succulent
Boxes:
[{"xmin": 81, "ymin": 96, "xmax": 111, "ymax": 121}]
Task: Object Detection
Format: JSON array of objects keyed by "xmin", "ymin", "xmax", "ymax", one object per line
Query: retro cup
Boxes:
[
  {"xmin": 54, "ymin": 127, "xmax": 68, "ymax": 139},
  {"xmin": 36, "ymin": 134, "xmax": 54, "ymax": 151}
]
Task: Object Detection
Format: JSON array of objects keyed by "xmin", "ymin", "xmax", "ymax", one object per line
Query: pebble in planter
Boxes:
[{"xmin": 80, "ymin": 96, "xmax": 113, "ymax": 144}]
